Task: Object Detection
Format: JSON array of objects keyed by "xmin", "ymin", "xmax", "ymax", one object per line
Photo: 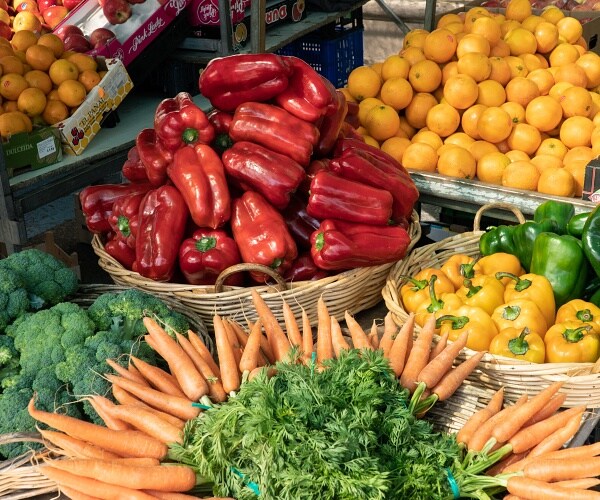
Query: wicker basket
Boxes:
[
  {"xmin": 382, "ymin": 202, "xmax": 600, "ymax": 409},
  {"xmin": 92, "ymin": 212, "xmax": 422, "ymax": 330}
]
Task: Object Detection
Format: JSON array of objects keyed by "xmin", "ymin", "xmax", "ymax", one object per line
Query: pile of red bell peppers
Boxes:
[{"xmin": 79, "ymin": 54, "xmax": 419, "ymax": 286}]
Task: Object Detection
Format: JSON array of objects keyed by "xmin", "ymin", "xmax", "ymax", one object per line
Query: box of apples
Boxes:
[{"xmin": 52, "ymin": 0, "xmax": 191, "ymax": 67}]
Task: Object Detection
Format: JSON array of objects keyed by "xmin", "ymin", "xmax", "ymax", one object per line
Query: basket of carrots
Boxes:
[{"xmin": 382, "ymin": 202, "xmax": 600, "ymax": 408}]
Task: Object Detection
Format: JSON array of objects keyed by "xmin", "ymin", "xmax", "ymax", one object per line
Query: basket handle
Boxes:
[
  {"xmin": 473, "ymin": 202, "xmax": 527, "ymax": 232},
  {"xmin": 214, "ymin": 263, "xmax": 288, "ymax": 293}
]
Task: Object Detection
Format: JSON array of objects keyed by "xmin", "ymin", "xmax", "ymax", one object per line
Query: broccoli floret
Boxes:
[
  {"xmin": 0, "ymin": 335, "xmax": 20, "ymax": 392},
  {"xmin": 0, "ymin": 386, "xmax": 39, "ymax": 459},
  {"xmin": 0, "ymin": 249, "xmax": 79, "ymax": 308},
  {"xmin": 87, "ymin": 288, "xmax": 190, "ymax": 339},
  {"xmin": 0, "ymin": 268, "xmax": 30, "ymax": 333}
]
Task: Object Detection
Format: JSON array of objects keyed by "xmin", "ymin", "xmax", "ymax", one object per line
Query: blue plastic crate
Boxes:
[{"xmin": 278, "ymin": 26, "xmax": 364, "ymax": 88}]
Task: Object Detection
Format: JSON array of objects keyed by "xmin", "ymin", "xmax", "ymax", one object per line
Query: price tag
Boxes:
[{"xmin": 37, "ymin": 136, "xmax": 57, "ymax": 159}]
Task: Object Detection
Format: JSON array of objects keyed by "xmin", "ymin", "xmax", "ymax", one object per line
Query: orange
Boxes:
[
  {"xmin": 400, "ymin": 46, "xmax": 426, "ymax": 66},
  {"xmin": 525, "ymin": 95, "xmax": 563, "ymax": 132},
  {"xmin": 575, "ymin": 52, "xmax": 600, "ymax": 89},
  {"xmin": 559, "ymin": 86, "xmax": 593, "ymax": 118},
  {"xmin": 469, "ymin": 139, "xmax": 499, "ymax": 161},
  {"xmin": 408, "ymin": 59, "xmax": 442, "ymax": 93},
  {"xmin": 362, "ymin": 135, "xmax": 380, "ymax": 148},
  {"xmin": 42, "ymin": 98, "xmax": 68, "ymax": 125},
  {"xmin": 0, "ymin": 73, "xmax": 28, "ymax": 101},
  {"xmin": 0, "ymin": 55, "xmax": 24, "ymax": 76},
  {"xmin": 380, "ymin": 77, "xmax": 413, "ymax": 111},
  {"xmin": 25, "ymin": 44, "xmax": 55, "ymax": 72},
  {"xmin": 470, "ymin": 16, "xmax": 502, "ymax": 45},
  {"xmin": 505, "ymin": 149, "xmax": 530, "ymax": 162},
  {"xmin": 67, "ymin": 52, "xmax": 98, "ymax": 73},
  {"xmin": 358, "ymin": 97, "xmax": 384, "ymax": 125},
  {"xmin": 490, "ymin": 39, "xmax": 511, "ymax": 57},
  {"xmin": 478, "ymin": 106, "xmax": 514, "ymax": 143},
  {"xmin": 456, "ymin": 33, "xmax": 491, "ymax": 58},
  {"xmin": 0, "ymin": 110, "xmax": 32, "ymax": 136},
  {"xmin": 0, "ymin": 45, "xmax": 14, "ymax": 60},
  {"xmin": 16, "ymin": 86, "xmax": 46, "ymax": 117},
  {"xmin": 443, "ymin": 73, "xmax": 479, "ymax": 109},
  {"xmin": 548, "ymin": 81, "xmax": 573, "ymax": 101},
  {"xmin": 445, "ymin": 22, "xmax": 465, "ymax": 35},
  {"xmin": 554, "ymin": 62, "xmax": 588, "ymax": 88},
  {"xmin": 437, "ymin": 13, "xmax": 462, "ymax": 29},
  {"xmin": 405, "ymin": 91, "xmax": 438, "ymax": 129},
  {"xmin": 401, "ymin": 142, "xmax": 439, "ymax": 172},
  {"xmin": 365, "ymin": 104, "xmax": 401, "ymax": 141},
  {"xmin": 380, "ymin": 136, "xmax": 411, "ymax": 163},
  {"xmin": 521, "ymin": 14, "xmax": 544, "ymax": 32},
  {"xmin": 23, "ymin": 69, "xmax": 52, "ymax": 95},
  {"xmin": 347, "ymin": 66, "xmax": 381, "ymax": 101},
  {"xmin": 339, "ymin": 87, "xmax": 356, "ymax": 103},
  {"xmin": 501, "ymin": 101, "xmax": 526, "ymax": 125},
  {"xmin": 3, "ymin": 101, "xmax": 19, "ymax": 112},
  {"xmin": 505, "ymin": 0, "xmax": 532, "ymax": 22},
  {"xmin": 548, "ymin": 43, "xmax": 580, "ymax": 67},
  {"xmin": 575, "ymin": 37, "xmax": 588, "ymax": 51},
  {"xmin": 526, "ymin": 68, "xmax": 555, "ymax": 95},
  {"xmin": 535, "ymin": 21, "xmax": 560, "ymax": 52},
  {"xmin": 36, "ymin": 34, "xmax": 64, "ymax": 59},
  {"xmin": 444, "ymin": 131, "xmax": 475, "ymax": 149},
  {"xmin": 78, "ymin": 69, "xmax": 101, "ymax": 93},
  {"xmin": 537, "ymin": 166, "xmax": 576, "ymax": 196},
  {"xmin": 412, "ymin": 129, "xmax": 444, "ymax": 150},
  {"xmin": 49, "ymin": 58, "xmax": 79, "ymax": 86},
  {"xmin": 560, "ymin": 115, "xmax": 594, "ymax": 148},
  {"xmin": 507, "ymin": 122, "xmax": 542, "ymax": 155},
  {"xmin": 423, "ymin": 28, "xmax": 457, "ymax": 63},
  {"xmin": 563, "ymin": 159, "xmax": 588, "ymax": 196},
  {"xmin": 563, "ymin": 145, "xmax": 594, "ymax": 164},
  {"xmin": 403, "ymin": 29, "xmax": 429, "ymax": 49},
  {"xmin": 457, "ymin": 52, "xmax": 492, "ymax": 82},
  {"xmin": 461, "ymin": 103, "xmax": 488, "ymax": 139},
  {"xmin": 10, "ymin": 30, "xmax": 38, "ymax": 53},
  {"xmin": 504, "ymin": 27, "xmax": 537, "ymax": 56},
  {"xmin": 398, "ymin": 115, "xmax": 417, "ymax": 138},
  {"xmin": 477, "ymin": 151, "xmax": 511, "ymax": 184},
  {"xmin": 556, "ymin": 16, "xmax": 583, "ymax": 44},
  {"xmin": 380, "ymin": 55, "xmax": 410, "ymax": 81},
  {"xmin": 488, "ymin": 56, "xmax": 512, "ymax": 85},
  {"xmin": 56, "ymin": 79, "xmax": 87, "ymax": 108},
  {"xmin": 536, "ymin": 137, "xmax": 568, "ymax": 159},
  {"xmin": 505, "ymin": 55, "xmax": 529, "ymax": 78},
  {"xmin": 426, "ymin": 102, "xmax": 461, "ymax": 137},
  {"xmin": 12, "ymin": 11, "xmax": 42, "ymax": 34},
  {"xmin": 442, "ymin": 61, "xmax": 460, "ymax": 85},
  {"xmin": 530, "ymin": 153, "xmax": 563, "ymax": 173},
  {"xmin": 463, "ymin": 7, "xmax": 492, "ymax": 32},
  {"xmin": 501, "ymin": 160, "xmax": 540, "ymax": 190},
  {"xmin": 540, "ymin": 6, "xmax": 565, "ymax": 24},
  {"xmin": 437, "ymin": 145, "xmax": 477, "ymax": 178},
  {"xmin": 477, "ymin": 79, "xmax": 506, "ymax": 107},
  {"xmin": 505, "ymin": 76, "xmax": 540, "ymax": 107},
  {"xmin": 370, "ymin": 62, "xmax": 384, "ymax": 78},
  {"xmin": 534, "ymin": 53, "xmax": 550, "ymax": 69},
  {"xmin": 521, "ymin": 53, "xmax": 544, "ymax": 72}
]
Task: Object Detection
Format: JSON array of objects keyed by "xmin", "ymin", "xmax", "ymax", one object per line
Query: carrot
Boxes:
[
  {"xmin": 251, "ymin": 289, "xmax": 291, "ymax": 362},
  {"xmin": 105, "ymin": 359, "xmax": 148, "ymax": 386},
  {"xmin": 38, "ymin": 429, "xmax": 121, "ymax": 460},
  {"xmin": 112, "ymin": 384, "xmax": 142, "ymax": 406},
  {"xmin": 388, "ymin": 313, "xmax": 415, "ymax": 377},
  {"xmin": 59, "ymin": 485, "xmax": 103, "ymax": 500},
  {"xmin": 554, "ymin": 479, "xmax": 600, "ymax": 489},
  {"xmin": 524, "ymin": 458, "xmax": 600, "ymax": 487},
  {"xmin": 527, "ymin": 410, "xmax": 586, "ymax": 459},
  {"xmin": 144, "ymin": 492, "xmax": 216, "ymax": 500},
  {"xmin": 344, "ymin": 311, "xmax": 373, "ymax": 351},
  {"xmin": 127, "ymin": 362, "xmax": 144, "ymax": 380},
  {"xmin": 456, "ymin": 387, "xmax": 504, "ymax": 446},
  {"xmin": 508, "ymin": 405, "xmax": 587, "ymax": 454},
  {"xmin": 106, "ymin": 375, "xmax": 199, "ymax": 422},
  {"xmin": 282, "ymin": 300, "xmax": 303, "ymax": 348},
  {"xmin": 417, "ymin": 331, "xmax": 468, "ymax": 389},
  {"xmin": 239, "ymin": 319, "xmax": 264, "ymax": 375},
  {"xmin": 48, "ymin": 459, "xmax": 197, "ymax": 492},
  {"xmin": 429, "ymin": 333, "xmax": 449, "ymax": 362},
  {"xmin": 187, "ymin": 330, "xmax": 222, "ymax": 380},
  {"xmin": 231, "ymin": 321, "xmax": 269, "ymax": 367},
  {"xmin": 301, "ymin": 308, "xmax": 313, "ymax": 361},
  {"xmin": 248, "ymin": 366, "xmax": 277, "ymax": 381},
  {"xmin": 214, "ymin": 314, "xmax": 241, "ymax": 394},
  {"xmin": 504, "ymin": 441, "xmax": 600, "ymax": 474},
  {"xmin": 103, "ymin": 404, "xmax": 183, "ymax": 445},
  {"xmin": 379, "ymin": 312, "xmax": 397, "ymax": 357},
  {"xmin": 492, "ymin": 381, "xmax": 565, "ymax": 444},
  {"xmin": 129, "ymin": 356, "xmax": 186, "ymax": 399},
  {"xmin": 29, "ymin": 398, "xmax": 167, "ymax": 460},
  {"xmin": 330, "ymin": 316, "xmax": 350, "ymax": 358},
  {"xmin": 105, "ymin": 458, "xmax": 161, "ymax": 466},
  {"xmin": 433, "ymin": 350, "xmax": 485, "ymax": 402},
  {"xmin": 400, "ymin": 314, "xmax": 435, "ymax": 391},
  {"xmin": 506, "ymin": 476, "xmax": 600, "ymax": 500},
  {"xmin": 85, "ymin": 395, "xmax": 131, "ymax": 431},
  {"xmin": 143, "ymin": 317, "xmax": 209, "ymax": 401},
  {"xmin": 523, "ymin": 393, "xmax": 568, "ymax": 427},
  {"xmin": 222, "ymin": 319, "xmax": 243, "ymax": 366},
  {"xmin": 368, "ymin": 320, "xmax": 380, "ymax": 350},
  {"xmin": 485, "ymin": 451, "xmax": 528, "ymax": 477},
  {"xmin": 316, "ymin": 297, "xmax": 333, "ymax": 363}
]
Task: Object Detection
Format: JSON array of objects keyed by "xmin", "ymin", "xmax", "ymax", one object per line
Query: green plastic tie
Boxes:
[
  {"xmin": 444, "ymin": 467, "xmax": 460, "ymax": 499},
  {"xmin": 230, "ymin": 466, "xmax": 260, "ymax": 495},
  {"xmin": 191, "ymin": 403, "xmax": 212, "ymax": 410}
]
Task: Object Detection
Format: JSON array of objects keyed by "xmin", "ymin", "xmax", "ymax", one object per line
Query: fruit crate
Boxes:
[{"xmin": 276, "ymin": 9, "xmax": 364, "ymax": 88}]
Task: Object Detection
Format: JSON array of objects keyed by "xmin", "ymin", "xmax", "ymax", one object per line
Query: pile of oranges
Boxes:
[
  {"xmin": 342, "ymin": 0, "xmax": 600, "ymax": 198},
  {"xmin": 0, "ymin": 30, "xmax": 104, "ymax": 138}
]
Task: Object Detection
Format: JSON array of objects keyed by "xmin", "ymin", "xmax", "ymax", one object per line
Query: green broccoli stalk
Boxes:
[{"xmin": 0, "ymin": 268, "xmax": 30, "ymax": 333}]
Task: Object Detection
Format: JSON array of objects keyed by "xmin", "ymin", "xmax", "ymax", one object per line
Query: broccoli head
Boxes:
[
  {"xmin": 0, "ymin": 386, "xmax": 40, "ymax": 459},
  {"xmin": 0, "ymin": 268, "xmax": 30, "ymax": 333},
  {"xmin": 87, "ymin": 288, "xmax": 190, "ymax": 339},
  {"xmin": 0, "ymin": 249, "xmax": 79, "ymax": 308},
  {"xmin": 0, "ymin": 335, "xmax": 20, "ymax": 392}
]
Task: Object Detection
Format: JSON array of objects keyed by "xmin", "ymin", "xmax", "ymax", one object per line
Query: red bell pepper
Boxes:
[
  {"xmin": 315, "ymin": 89, "xmax": 348, "ymax": 158},
  {"xmin": 135, "ymin": 185, "xmax": 189, "ymax": 281},
  {"xmin": 229, "ymin": 102, "xmax": 320, "ymax": 166},
  {"xmin": 345, "ymin": 101, "xmax": 360, "ymax": 129},
  {"xmin": 330, "ymin": 148, "xmax": 419, "ymax": 222},
  {"xmin": 207, "ymin": 109, "xmax": 234, "ymax": 154},
  {"xmin": 168, "ymin": 143, "xmax": 231, "ymax": 229},
  {"xmin": 282, "ymin": 194, "xmax": 320, "ymax": 250},
  {"xmin": 121, "ymin": 145, "xmax": 149, "ymax": 184},
  {"xmin": 221, "ymin": 141, "xmax": 305, "ymax": 210},
  {"xmin": 105, "ymin": 236, "xmax": 136, "ymax": 270},
  {"xmin": 179, "ymin": 229, "xmax": 243, "ymax": 286},
  {"xmin": 310, "ymin": 219, "xmax": 412, "ymax": 271},
  {"xmin": 107, "ymin": 191, "xmax": 145, "ymax": 249},
  {"xmin": 231, "ymin": 191, "xmax": 298, "ymax": 282},
  {"xmin": 307, "ymin": 171, "xmax": 393, "ymax": 226},
  {"xmin": 274, "ymin": 56, "xmax": 334, "ymax": 123},
  {"xmin": 79, "ymin": 182, "xmax": 151, "ymax": 234},
  {"xmin": 199, "ymin": 53, "xmax": 293, "ymax": 112},
  {"xmin": 338, "ymin": 122, "xmax": 365, "ymax": 142},
  {"xmin": 284, "ymin": 252, "xmax": 329, "ymax": 282},
  {"xmin": 300, "ymin": 158, "xmax": 331, "ymax": 195},
  {"xmin": 136, "ymin": 128, "xmax": 173, "ymax": 187},
  {"xmin": 154, "ymin": 92, "xmax": 215, "ymax": 152}
]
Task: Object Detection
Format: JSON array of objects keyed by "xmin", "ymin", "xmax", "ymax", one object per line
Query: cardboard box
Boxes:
[
  {"xmin": 583, "ymin": 160, "xmax": 600, "ymax": 203},
  {"xmin": 54, "ymin": 0, "xmax": 192, "ymax": 67},
  {"xmin": 55, "ymin": 57, "xmax": 133, "ymax": 155},
  {"xmin": 2, "ymin": 127, "xmax": 62, "ymax": 178}
]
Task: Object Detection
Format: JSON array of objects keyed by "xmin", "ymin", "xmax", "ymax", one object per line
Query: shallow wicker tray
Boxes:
[
  {"xmin": 92, "ymin": 212, "xmax": 422, "ymax": 330},
  {"xmin": 382, "ymin": 202, "xmax": 600, "ymax": 408}
]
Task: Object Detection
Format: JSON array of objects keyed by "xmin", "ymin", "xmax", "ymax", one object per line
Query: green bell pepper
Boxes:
[
  {"xmin": 591, "ymin": 288, "xmax": 600, "ymax": 308},
  {"xmin": 533, "ymin": 200, "xmax": 575, "ymax": 235},
  {"xmin": 582, "ymin": 205, "xmax": 600, "ymax": 279},
  {"xmin": 530, "ymin": 232, "xmax": 588, "ymax": 307},
  {"xmin": 512, "ymin": 219, "xmax": 558, "ymax": 272},
  {"xmin": 479, "ymin": 224, "xmax": 517, "ymax": 256},
  {"xmin": 567, "ymin": 212, "xmax": 591, "ymax": 238}
]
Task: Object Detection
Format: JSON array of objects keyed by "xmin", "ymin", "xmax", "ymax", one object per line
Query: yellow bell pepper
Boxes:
[
  {"xmin": 544, "ymin": 321, "xmax": 600, "ymax": 363},
  {"xmin": 555, "ymin": 299, "xmax": 600, "ymax": 334},
  {"xmin": 455, "ymin": 275, "xmax": 506, "ymax": 316},
  {"xmin": 491, "ymin": 298, "xmax": 549, "ymax": 339},
  {"xmin": 440, "ymin": 254, "xmax": 478, "ymax": 290},
  {"xmin": 474, "ymin": 253, "xmax": 524, "ymax": 285},
  {"xmin": 414, "ymin": 286, "xmax": 464, "ymax": 329},
  {"xmin": 437, "ymin": 305, "xmax": 498, "ymax": 351},
  {"xmin": 489, "ymin": 327, "xmax": 546, "ymax": 364},
  {"xmin": 495, "ymin": 272, "xmax": 556, "ymax": 330},
  {"xmin": 400, "ymin": 268, "xmax": 455, "ymax": 313}
]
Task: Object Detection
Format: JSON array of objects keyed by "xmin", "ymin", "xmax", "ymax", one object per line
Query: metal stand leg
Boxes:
[{"xmin": 374, "ymin": 0, "xmax": 412, "ymax": 34}]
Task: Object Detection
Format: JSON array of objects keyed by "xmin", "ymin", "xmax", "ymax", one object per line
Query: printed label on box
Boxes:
[{"xmin": 37, "ymin": 136, "xmax": 57, "ymax": 159}]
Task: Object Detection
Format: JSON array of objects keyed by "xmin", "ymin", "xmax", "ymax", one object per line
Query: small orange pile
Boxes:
[
  {"xmin": 0, "ymin": 30, "xmax": 105, "ymax": 138},
  {"xmin": 342, "ymin": 0, "xmax": 600, "ymax": 198}
]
